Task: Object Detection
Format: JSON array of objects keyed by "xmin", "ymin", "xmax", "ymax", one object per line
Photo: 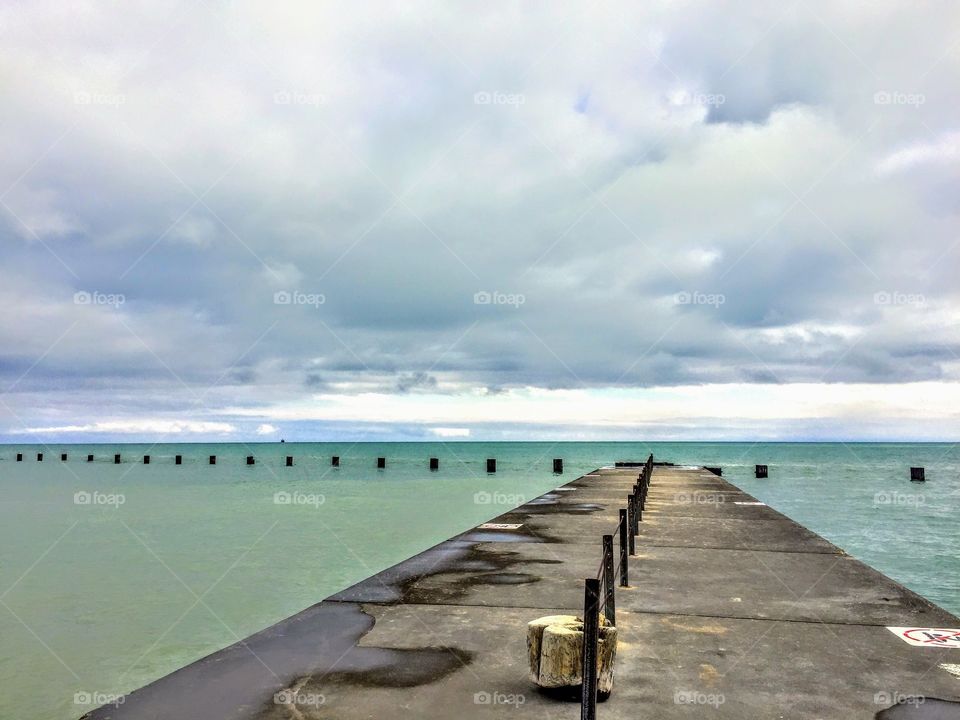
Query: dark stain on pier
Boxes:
[
  {"xmin": 458, "ymin": 530, "xmax": 545, "ymax": 543},
  {"xmin": 85, "ymin": 601, "xmax": 474, "ymax": 720},
  {"xmin": 517, "ymin": 500, "xmax": 606, "ymax": 515},
  {"xmin": 876, "ymin": 699, "xmax": 960, "ymax": 719},
  {"xmin": 330, "ymin": 537, "xmax": 560, "ymax": 606},
  {"xmin": 470, "ymin": 572, "xmax": 539, "ymax": 585},
  {"xmin": 306, "ymin": 645, "xmax": 474, "ymax": 689},
  {"xmin": 399, "ymin": 544, "xmax": 557, "ymax": 605}
]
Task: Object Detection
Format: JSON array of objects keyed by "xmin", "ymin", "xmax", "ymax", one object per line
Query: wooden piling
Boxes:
[
  {"xmin": 247, "ymin": 456, "xmax": 255, "ymax": 465},
  {"xmin": 910, "ymin": 467, "xmax": 925, "ymax": 482},
  {"xmin": 87, "ymin": 454, "xmax": 94, "ymax": 462},
  {"xmin": 486, "ymin": 458, "xmax": 496, "ymax": 473},
  {"xmin": 553, "ymin": 458, "xmax": 563, "ymax": 473},
  {"xmin": 175, "ymin": 455, "xmax": 182, "ymax": 465},
  {"xmin": 756, "ymin": 464, "xmax": 768, "ymax": 478},
  {"xmin": 209, "ymin": 455, "xmax": 216, "ymax": 465},
  {"xmin": 429, "ymin": 457, "xmax": 439, "ymax": 471},
  {"xmin": 37, "ymin": 453, "xmax": 43, "ymax": 462},
  {"xmin": 286, "ymin": 456, "xmax": 293, "ymax": 467},
  {"xmin": 61, "ymin": 453, "xmax": 67, "ymax": 461},
  {"xmin": 143, "ymin": 455, "xmax": 150, "ymax": 464},
  {"xmin": 377, "ymin": 457, "xmax": 386, "ymax": 469},
  {"xmin": 16, "ymin": 453, "xmax": 22, "ymax": 462},
  {"xmin": 331, "ymin": 456, "xmax": 340, "ymax": 467},
  {"xmin": 114, "ymin": 454, "xmax": 121, "ymax": 464}
]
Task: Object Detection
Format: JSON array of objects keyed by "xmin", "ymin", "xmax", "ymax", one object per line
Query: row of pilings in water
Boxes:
[{"xmin": 10, "ymin": 452, "xmax": 566, "ymax": 473}]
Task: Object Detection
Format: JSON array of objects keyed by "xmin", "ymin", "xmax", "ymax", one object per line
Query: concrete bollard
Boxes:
[
  {"xmin": 37, "ymin": 453, "xmax": 43, "ymax": 462},
  {"xmin": 486, "ymin": 458, "xmax": 496, "ymax": 473},
  {"xmin": 526, "ymin": 613, "xmax": 616, "ymax": 698},
  {"xmin": 87, "ymin": 454, "xmax": 94, "ymax": 462},
  {"xmin": 910, "ymin": 467, "xmax": 925, "ymax": 482},
  {"xmin": 143, "ymin": 455, "xmax": 150, "ymax": 465},
  {"xmin": 61, "ymin": 453, "xmax": 68, "ymax": 462},
  {"xmin": 114, "ymin": 454, "xmax": 121, "ymax": 464},
  {"xmin": 209, "ymin": 455, "xmax": 216, "ymax": 465},
  {"xmin": 286, "ymin": 456, "xmax": 293, "ymax": 467},
  {"xmin": 331, "ymin": 456, "xmax": 340, "ymax": 467},
  {"xmin": 553, "ymin": 458, "xmax": 563, "ymax": 474},
  {"xmin": 377, "ymin": 457, "xmax": 386, "ymax": 469},
  {"xmin": 247, "ymin": 456, "xmax": 255, "ymax": 465},
  {"xmin": 429, "ymin": 457, "xmax": 439, "ymax": 471},
  {"xmin": 175, "ymin": 455, "xmax": 182, "ymax": 465},
  {"xmin": 755, "ymin": 464, "xmax": 768, "ymax": 478}
]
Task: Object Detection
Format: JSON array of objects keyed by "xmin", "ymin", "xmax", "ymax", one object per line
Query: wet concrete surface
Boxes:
[{"xmin": 82, "ymin": 465, "xmax": 960, "ymax": 719}]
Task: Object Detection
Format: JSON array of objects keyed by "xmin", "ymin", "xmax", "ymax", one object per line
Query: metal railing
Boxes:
[{"xmin": 581, "ymin": 454, "xmax": 653, "ymax": 720}]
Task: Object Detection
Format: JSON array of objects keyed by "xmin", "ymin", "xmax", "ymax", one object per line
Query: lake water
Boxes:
[{"xmin": 0, "ymin": 441, "xmax": 956, "ymax": 719}]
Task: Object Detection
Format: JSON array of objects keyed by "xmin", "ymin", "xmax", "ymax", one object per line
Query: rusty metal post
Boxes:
[
  {"xmin": 581, "ymin": 578, "xmax": 600, "ymax": 720},
  {"xmin": 619, "ymin": 509, "xmax": 629, "ymax": 586},
  {"xmin": 602, "ymin": 534, "xmax": 616, "ymax": 626}
]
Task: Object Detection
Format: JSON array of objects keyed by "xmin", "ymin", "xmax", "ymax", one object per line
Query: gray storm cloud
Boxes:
[{"xmin": 0, "ymin": 1, "xmax": 958, "ymax": 440}]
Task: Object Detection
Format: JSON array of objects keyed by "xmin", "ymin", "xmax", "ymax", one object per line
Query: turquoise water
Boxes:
[{"xmin": 0, "ymin": 441, "xmax": 957, "ymax": 719}]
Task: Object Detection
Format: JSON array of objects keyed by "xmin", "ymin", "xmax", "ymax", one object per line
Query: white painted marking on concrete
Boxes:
[
  {"xmin": 734, "ymin": 501, "xmax": 766, "ymax": 506},
  {"xmin": 887, "ymin": 627, "xmax": 960, "ymax": 647},
  {"xmin": 478, "ymin": 523, "xmax": 523, "ymax": 530},
  {"xmin": 940, "ymin": 663, "xmax": 960, "ymax": 678}
]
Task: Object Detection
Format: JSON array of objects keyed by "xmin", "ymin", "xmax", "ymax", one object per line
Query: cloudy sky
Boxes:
[{"xmin": 1, "ymin": 1, "xmax": 958, "ymax": 442}]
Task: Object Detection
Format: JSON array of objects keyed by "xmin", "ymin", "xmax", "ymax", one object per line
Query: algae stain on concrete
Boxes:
[
  {"xmin": 698, "ymin": 663, "xmax": 721, "ymax": 688},
  {"xmin": 660, "ymin": 617, "xmax": 729, "ymax": 635}
]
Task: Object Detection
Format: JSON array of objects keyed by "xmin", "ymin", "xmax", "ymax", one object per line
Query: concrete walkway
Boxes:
[{"xmin": 85, "ymin": 465, "xmax": 960, "ymax": 719}]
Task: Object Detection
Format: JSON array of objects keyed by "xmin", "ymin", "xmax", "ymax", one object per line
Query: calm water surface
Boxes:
[{"xmin": 0, "ymin": 441, "xmax": 956, "ymax": 719}]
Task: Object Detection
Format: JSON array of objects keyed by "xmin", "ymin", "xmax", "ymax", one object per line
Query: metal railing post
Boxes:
[
  {"xmin": 581, "ymin": 578, "xmax": 600, "ymax": 720},
  {"xmin": 619, "ymin": 509, "xmax": 629, "ymax": 586},
  {"xmin": 602, "ymin": 534, "xmax": 616, "ymax": 626}
]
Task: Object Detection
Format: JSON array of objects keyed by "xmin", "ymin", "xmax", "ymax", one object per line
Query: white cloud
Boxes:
[
  {"xmin": 227, "ymin": 382, "xmax": 960, "ymax": 430},
  {"xmin": 12, "ymin": 421, "xmax": 236, "ymax": 435},
  {"xmin": 877, "ymin": 132, "xmax": 960, "ymax": 175},
  {"xmin": 255, "ymin": 424, "xmax": 279, "ymax": 436},
  {"xmin": 1, "ymin": 2, "xmax": 959, "ymax": 440},
  {"xmin": 430, "ymin": 427, "xmax": 470, "ymax": 437}
]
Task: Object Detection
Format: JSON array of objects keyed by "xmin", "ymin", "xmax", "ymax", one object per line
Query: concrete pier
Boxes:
[{"xmin": 82, "ymin": 465, "xmax": 960, "ymax": 719}]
